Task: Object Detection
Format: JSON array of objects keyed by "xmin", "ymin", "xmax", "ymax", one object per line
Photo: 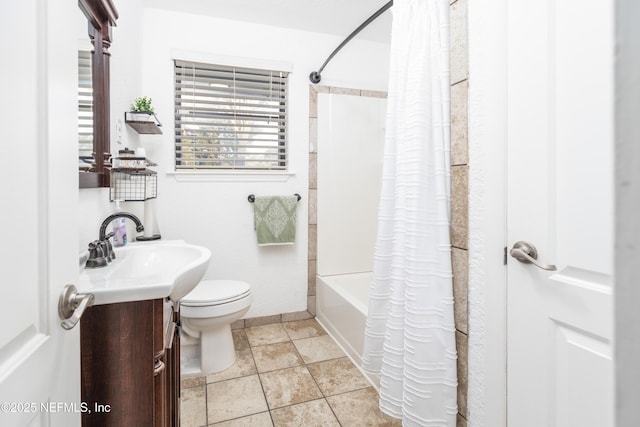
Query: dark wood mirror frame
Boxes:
[{"xmin": 78, "ymin": 0, "xmax": 118, "ymax": 188}]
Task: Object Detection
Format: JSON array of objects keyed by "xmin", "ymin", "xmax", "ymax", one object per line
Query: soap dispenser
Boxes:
[{"xmin": 112, "ymin": 201, "xmax": 127, "ymax": 247}]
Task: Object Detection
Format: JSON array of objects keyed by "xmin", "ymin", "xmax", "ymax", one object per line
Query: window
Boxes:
[
  {"xmin": 174, "ymin": 60, "xmax": 289, "ymax": 170},
  {"xmin": 78, "ymin": 50, "xmax": 93, "ymax": 163}
]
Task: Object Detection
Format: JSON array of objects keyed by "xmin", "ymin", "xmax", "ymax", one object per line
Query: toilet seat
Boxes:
[
  {"xmin": 180, "ymin": 280, "xmax": 252, "ymax": 319},
  {"xmin": 181, "ymin": 280, "xmax": 251, "ymax": 307}
]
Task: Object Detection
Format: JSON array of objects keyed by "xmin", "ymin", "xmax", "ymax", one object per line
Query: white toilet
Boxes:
[{"xmin": 179, "ymin": 279, "xmax": 252, "ymax": 377}]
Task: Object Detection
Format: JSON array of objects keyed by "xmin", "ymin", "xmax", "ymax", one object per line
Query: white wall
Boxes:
[
  {"xmin": 140, "ymin": 8, "xmax": 390, "ymax": 317},
  {"xmin": 317, "ymin": 93, "xmax": 386, "ymax": 276}
]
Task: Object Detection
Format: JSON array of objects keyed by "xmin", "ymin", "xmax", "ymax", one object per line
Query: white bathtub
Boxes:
[{"xmin": 316, "ymin": 272, "xmax": 380, "ymax": 388}]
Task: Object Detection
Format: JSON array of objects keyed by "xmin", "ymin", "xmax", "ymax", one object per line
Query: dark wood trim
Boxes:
[
  {"xmin": 77, "ymin": 0, "xmax": 118, "ymax": 188},
  {"xmin": 79, "ymin": 171, "xmax": 102, "ymax": 189}
]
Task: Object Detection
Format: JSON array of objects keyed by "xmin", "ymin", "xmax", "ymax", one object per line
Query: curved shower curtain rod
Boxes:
[{"xmin": 309, "ymin": 0, "xmax": 393, "ymax": 84}]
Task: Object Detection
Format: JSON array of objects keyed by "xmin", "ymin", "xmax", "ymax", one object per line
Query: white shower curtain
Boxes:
[{"xmin": 362, "ymin": 0, "xmax": 456, "ymax": 426}]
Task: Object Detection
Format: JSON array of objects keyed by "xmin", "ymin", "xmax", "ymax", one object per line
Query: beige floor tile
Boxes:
[
  {"xmin": 181, "ymin": 375, "xmax": 205, "ymax": 390},
  {"xmin": 270, "ymin": 398, "xmax": 340, "ymax": 427},
  {"xmin": 326, "ymin": 387, "xmax": 402, "ymax": 427},
  {"xmin": 212, "ymin": 411, "xmax": 274, "ymax": 426},
  {"xmin": 207, "ymin": 375, "xmax": 268, "ymax": 424},
  {"xmin": 307, "ymin": 357, "xmax": 371, "ymax": 396},
  {"xmin": 180, "ymin": 384, "xmax": 207, "ymax": 427},
  {"xmin": 246, "ymin": 323, "xmax": 291, "ymax": 347},
  {"xmin": 282, "ymin": 319, "xmax": 327, "ymax": 340},
  {"xmin": 252, "ymin": 342, "xmax": 303, "ymax": 373},
  {"xmin": 259, "ymin": 366, "xmax": 323, "ymax": 409},
  {"xmin": 233, "ymin": 328, "xmax": 250, "ymax": 350},
  {"xmin": 207, "ymin": 347, "xmax": 257, "ymax": 383},
  {"xmin": 293, "ymin": 335, "xmax": 344, "ymax": 364}
]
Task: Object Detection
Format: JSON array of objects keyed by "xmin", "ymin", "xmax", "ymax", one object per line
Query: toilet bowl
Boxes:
[{"xmin": 179, "ymin": 279, "xmax": 252, "ymax": 377}]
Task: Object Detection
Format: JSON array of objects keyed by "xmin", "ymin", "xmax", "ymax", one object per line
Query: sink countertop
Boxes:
[{"xmin": 78, "ymin": 240, "xmax": 211, "ymax": 305}]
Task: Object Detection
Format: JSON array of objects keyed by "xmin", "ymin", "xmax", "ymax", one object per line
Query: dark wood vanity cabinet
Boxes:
[{"xmin": 80, "ymin": 299, "xmax": 180, "ymax": 426}]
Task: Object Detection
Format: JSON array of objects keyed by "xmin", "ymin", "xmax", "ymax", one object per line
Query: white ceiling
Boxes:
[{"xmin": 144, "ymin": 0, "xmax": 392, "ymax": 43}]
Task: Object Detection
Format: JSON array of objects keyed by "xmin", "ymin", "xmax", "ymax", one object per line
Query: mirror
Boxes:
[{"xmin": 78, "ymin": 0, "xmax": 118, "ymax": 188}]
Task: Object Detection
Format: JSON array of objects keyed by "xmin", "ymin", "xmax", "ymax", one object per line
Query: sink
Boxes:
[{"xmin": 79, "ymin": 240, "xmax": 211, "ymax": 305}]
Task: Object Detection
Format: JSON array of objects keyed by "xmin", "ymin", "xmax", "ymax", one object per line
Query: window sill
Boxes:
[{"xmin": 167, "ymin": 170, "xmax": 295, "ymax": 182}]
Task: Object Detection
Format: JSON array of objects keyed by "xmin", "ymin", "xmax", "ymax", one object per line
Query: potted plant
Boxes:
[{"xmin": 128, "ymin": 96, "xmax": 155, "ymax": 122}]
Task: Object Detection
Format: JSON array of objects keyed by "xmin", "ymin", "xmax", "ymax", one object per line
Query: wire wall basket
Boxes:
[{"xmin": 110, "ymin": 170, "xmax": 158, "ymax": 201}]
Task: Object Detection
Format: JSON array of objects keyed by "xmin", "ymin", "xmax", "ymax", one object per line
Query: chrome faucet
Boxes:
[{"xmin": 85, "ymin": 212, "xmax": 144, "ymax": 269}]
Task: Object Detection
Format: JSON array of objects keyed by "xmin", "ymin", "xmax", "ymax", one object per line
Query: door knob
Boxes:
[
  {"xmin": 58, "ymin": 284, "xmax": 95, "ymax": 330},
  {"xmin": 510, "ymin": 241, "xmax": 557, "ymax": 271}
]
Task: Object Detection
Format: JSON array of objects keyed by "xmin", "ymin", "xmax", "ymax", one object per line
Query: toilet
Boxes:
[{"xmin": 179, "ymin": 280, "xmax": 252, "ymax": 377}]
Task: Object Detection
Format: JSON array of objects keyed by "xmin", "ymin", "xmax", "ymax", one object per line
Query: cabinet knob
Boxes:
[{"xmin": 153, "ymin": 360, "xmax": 165, "ymax": 376}]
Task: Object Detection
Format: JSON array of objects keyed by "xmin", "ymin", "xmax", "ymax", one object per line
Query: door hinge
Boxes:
[{"xmin": 503, "ymin": 246, "xmax": 508, "ymax": 265}]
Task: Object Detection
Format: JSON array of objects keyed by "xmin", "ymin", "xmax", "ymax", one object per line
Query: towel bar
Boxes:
[{"xmin": 248, "ymin": 194, "xmax": 301, "ymax": 203}]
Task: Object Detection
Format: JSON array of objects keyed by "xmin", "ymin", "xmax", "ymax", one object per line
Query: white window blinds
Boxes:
[
  {"xmin": 78, "ymin": 50, "xmax": 93, "ymax": 160},
  {"xmin": 174, "ymin": 60, "xmax": 289, "ymax": 170}
]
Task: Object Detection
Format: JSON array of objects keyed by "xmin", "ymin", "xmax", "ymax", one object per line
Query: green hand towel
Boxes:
[{"xmin": 253, "ymin": 195, "xmax": 298, "ymax": 245}]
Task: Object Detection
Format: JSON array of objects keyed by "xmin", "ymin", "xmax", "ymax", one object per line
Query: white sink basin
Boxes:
[{"xmin": 79, "ymin": 240, "xmax": 211, "ymax": 305}]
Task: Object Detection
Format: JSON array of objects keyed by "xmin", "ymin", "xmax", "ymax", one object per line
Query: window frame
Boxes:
[{"xmin": 173, "ymin": 60, "xmax": 290, "ymax": 172}]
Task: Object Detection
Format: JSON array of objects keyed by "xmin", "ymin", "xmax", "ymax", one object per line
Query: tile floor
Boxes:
[{"xmin": 180, "ymin": 319, "xmax": 402, "ymax": 426}]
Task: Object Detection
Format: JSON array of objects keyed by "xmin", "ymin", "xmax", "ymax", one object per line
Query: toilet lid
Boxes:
[{"xmin": 181, "ymin": 280, "xmax": 251, "ymax": 306}]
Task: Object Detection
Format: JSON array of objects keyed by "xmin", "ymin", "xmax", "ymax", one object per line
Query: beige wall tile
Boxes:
[
  {"xmin": 281, "ymin": 310, "xmax": 313, "ymax": 322},
  {"xmin": 244, "ymin": 315, "xmax": 282, "ymax": 328},
  {"xmin": 456, "ymin": 331, "xmax": 469, "ymax": 418},
  {"xmin": 309, "ymin": 118, "xmax": 318, "ymax": 153},
  {"xmin": 457, "ymin": 413, "xmax": 468, "ymax": 427},
  {"xmin": 309, "ymin": 87, "xmax": 318, "ymax": 118},
  {"xmin": 308, "ymin": 225, "xmax": 317, "ymax": 261},
  {"xmin": 329, "ymin": 86, "xmax": 361, "ymax": 96},
  {"xmin": 450, "ymin": 0, "xmax": 468, "ymax": 84},
  {"xmin": 307, "ymin": 260, "xmax": 317, "ymax": 296},
  {"xmin": 230, "ymin": 319, "xmax": 245, "ymax": 330},
  {"xmin": 451, "ymin": 166, "xmax": 469, "ymax": 249},
  {"xmin": 307, "ymin": 295, "xmax": 316, "ymax": 316},
  {"xmin": 308, "ymin": 189, "xmax": 317, "ymax": 225},
  {"xmin": 451, "ymin": 80, "xmax": 469, "ymax": 166},
  {"xmin": 308, "ymin": 153, "xmax": 317, "ymax": 188},
  {"xmin": 314, "ymin": 85, "xmax": 330, "ymax": 94},
  {"xmin": 361, "ymin": 89, "xmax": 388, "ymax": 99},
  {"xmin": 452, "ymin": 247, "xmax": 469, "ymax": 334}
]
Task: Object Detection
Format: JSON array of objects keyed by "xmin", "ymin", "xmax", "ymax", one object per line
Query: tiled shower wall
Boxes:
[
  {"xmin": 451, "ymin": 0, "xmax": 469, "ymax": 425},
  {"xmin": 306, "ymin": 84, "xmax": 387, "ymax": 318}
]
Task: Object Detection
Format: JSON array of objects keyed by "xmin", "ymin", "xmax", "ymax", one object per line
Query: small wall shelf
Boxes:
[{"xmin": 125, "ymin": 112, "xmax": 163, "ymax": 134}]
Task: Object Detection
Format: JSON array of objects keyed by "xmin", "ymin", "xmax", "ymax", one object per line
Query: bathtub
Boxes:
[{"xmin": 316, "ymin": 272, "xmax": 380, "ymax": 388}]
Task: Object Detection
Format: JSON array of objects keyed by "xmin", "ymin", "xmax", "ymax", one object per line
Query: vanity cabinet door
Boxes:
[
  {"xmin": 81, "ymin": 300, "xmax": 155, "ymax": 426},
  {"xmin": 81, "ymin": 298, "xmax": 180, "ymax": 426}
]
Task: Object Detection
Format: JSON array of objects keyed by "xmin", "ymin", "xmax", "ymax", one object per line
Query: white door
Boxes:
[
  {"xmin": 0, "ymin": 1, "xmax": 81, "ymax": 426},
  {"xmin": 507, "ymin": 0, "xmax": 614, "ymax": 426}
]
